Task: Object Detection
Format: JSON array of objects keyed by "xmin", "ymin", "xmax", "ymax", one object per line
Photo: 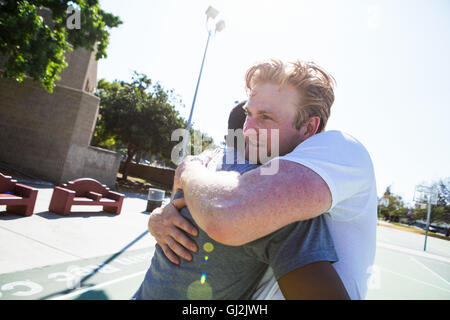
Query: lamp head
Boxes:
[
  {"xmin": 215, "ymin": 19, "xmax": 225, "ymax": 32},
  {"xmin": 205, "ymin": 6, "xmax": 219, "ymax": 19}
]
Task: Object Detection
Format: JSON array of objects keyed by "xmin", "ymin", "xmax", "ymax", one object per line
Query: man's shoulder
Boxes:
[
  {"xmin": 277, "ymin": 130, "xmax": 376, "ymax": 211},
  {"xmin": 309, "ymin": 130, "xmax": 367, "ymax": 149},
  {"xmin": 286, "ymin": 130, "xmax": 373, "ymax": 167}
]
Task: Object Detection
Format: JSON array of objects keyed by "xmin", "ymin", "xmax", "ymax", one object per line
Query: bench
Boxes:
[
  {"xmin": 49, "ymin": 178, "xmax": 124, "ymax": 216},
  {"xmin": 0, "ymin": 173, "xmax": 38, "ymax": 216}
]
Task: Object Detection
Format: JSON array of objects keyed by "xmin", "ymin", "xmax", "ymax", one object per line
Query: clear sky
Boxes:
[{"xmin": 97, "ymin": 0, "xmax": 450, "ymax": 205}]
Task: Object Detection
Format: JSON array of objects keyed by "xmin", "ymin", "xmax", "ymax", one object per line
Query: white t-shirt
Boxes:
[{"xmin": 252, "ymin": 130, "xmax": 378, "ymax": 300}]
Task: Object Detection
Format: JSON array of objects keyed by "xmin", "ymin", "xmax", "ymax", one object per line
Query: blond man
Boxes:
[{"xmin": 151, "ymin": 59, "xmax": 377, "ymax": 300}]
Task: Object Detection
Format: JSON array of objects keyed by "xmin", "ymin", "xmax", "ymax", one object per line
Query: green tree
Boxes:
[
  {"xmin": 94, "ymin": 73, "xmax": 220, "ymax": 181},
  {"xmin": 379, "ymin": 186, "xmax": 408, "ymax": 221},
  {"xmin": 95, "ymin": 74, "xmax": 185, "ymax": 180},
  {"xmin": 384, "ymin": 185, "xmax": 392, "ymax": 196},
  {"xmin": 383, "ymin": 186, "xmax": 404, "ymax": 210},
  {"xmin": 435, "ymin": 178, "xmax": 450, "ymax": 207},
  {"xmin": 0, "ymin": 0, "xmax": 121, "ymax": 92}
]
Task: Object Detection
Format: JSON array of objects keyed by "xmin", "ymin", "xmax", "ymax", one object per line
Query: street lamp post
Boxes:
[{"xmin": 180, "ymin": 6, "xmax": 225, "ymax": 160}]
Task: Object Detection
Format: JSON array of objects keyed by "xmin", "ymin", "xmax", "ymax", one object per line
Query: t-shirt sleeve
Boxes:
[
  {"xmin": 275, "ymin": 131, "xmax": 375, "ymax": 220},
  {"xmin": 243, "ymin": 215, "xmax": 338, "ymax": 280}
]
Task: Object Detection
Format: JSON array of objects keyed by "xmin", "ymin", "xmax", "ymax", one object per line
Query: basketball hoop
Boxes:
[
  {"xmin": 414, "ymin": 185, "xmax": 438, "ymax": 205},
  {"xmin": 414, "ymin": 184, "xmax": 439, "ymax": 251}
]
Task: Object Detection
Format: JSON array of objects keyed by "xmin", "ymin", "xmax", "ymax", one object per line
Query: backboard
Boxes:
[{"xmin": 414, "ymin": 185, "xmax": 438, "ymax": 205}]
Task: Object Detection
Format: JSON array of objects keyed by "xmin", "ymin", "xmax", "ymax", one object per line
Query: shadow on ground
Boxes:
[
  {"xmin": 75, "ymin": 289, "xmax": 110, "ymax": 300},
  {"xmin": 0, "ymin": 211, "xmax": 29, "ymax": 220},
  {"xmin": 38, "ymin": 230, "xmax": 149, "ymax": 300},
  {"xmin": 36, "ymin": 211, "xmax": 119, "ymax": 219}
]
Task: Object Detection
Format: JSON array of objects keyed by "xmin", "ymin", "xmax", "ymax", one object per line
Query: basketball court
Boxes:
[{"xmin": 1, "ymin": 185, "xmax": 449, "ymax": 300}]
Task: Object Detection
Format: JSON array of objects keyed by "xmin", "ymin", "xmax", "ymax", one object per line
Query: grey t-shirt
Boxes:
[{"xmin": 132, "ymin": 148, "xmax": 337, "ymax": 300}]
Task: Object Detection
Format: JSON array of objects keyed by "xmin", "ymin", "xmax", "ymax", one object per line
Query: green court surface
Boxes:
[
  {"xmin": 366, "ymin": 226, "xmax": 450, "ymax": 300},
  {"xmin": 1, "ymin": 225, "xmax": 449, "ymax": 300},
  {"xmin": 366, "ymin": 246, "xmax": 450, "ymax": 299},
  {"xmin": 0, "ymin": 247, "xmax": 153, "ymax": 300}
]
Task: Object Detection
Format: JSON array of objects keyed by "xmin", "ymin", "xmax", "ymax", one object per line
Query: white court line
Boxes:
[
  {"xmin": 377, "ymin": 241, "xmax": 450, "ymax": 264},
  {"xmin": 50, "ymin": 270, "xmax": 147, "ymax": 300},
  {"xmin": 378, "ymin": 266, "xmax": 450, "ymax": 294},
  {"xmin": 409, "ymin": 256, "xmax": 450, "ymax": 286}
]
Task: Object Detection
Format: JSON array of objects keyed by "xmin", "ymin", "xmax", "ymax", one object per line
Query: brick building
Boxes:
[{"xmin": 0, "ymin": 46, "xmax": 121, "ymax": 187}]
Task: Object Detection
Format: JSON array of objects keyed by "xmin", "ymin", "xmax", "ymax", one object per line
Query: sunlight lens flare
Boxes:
[
  {"xmin": 203, "ymin": 242, "xmax": 214, "ymax": 253},
  {"xmin": 200, "ymin": 273, "xmax": 207, "ymax": 284}
]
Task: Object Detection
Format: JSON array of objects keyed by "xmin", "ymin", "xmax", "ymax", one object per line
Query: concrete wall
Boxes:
[
  {"xmin": 119, "ymin": 162, "xmax": 175, "ymax": 190},
  {"xmin": 62, "ymin": 146, "xmax": 121, "ymax": 187},
  {"xmin": 0, "ymin": 9, "xmax": 119, "ymax": 187},
  {"xmin": 0, "ymin": 78, "xmax": 78, "ymax": 182},
  {"xmin": 58, "ymin": 48, "xmax": 98, "ymax": 93},
  {"xmin": 0, "ymin": 47, "xmax": 119, "ymax": 187}
]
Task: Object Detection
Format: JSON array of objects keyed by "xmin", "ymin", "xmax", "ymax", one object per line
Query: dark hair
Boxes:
[{"xmin": 228, "ymin": 100, "xmax": 247, "ymax": 130}]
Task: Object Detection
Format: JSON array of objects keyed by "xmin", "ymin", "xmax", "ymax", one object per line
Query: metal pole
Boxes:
[
  {"xmin": 424, "ymin": 195, "xmax": 432, "ymax": 251},
  {"xmin": 180, "ymin": 31, "xmax": 212, "ymax": 159}
]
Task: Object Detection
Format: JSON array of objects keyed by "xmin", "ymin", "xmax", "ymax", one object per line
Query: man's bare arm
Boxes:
[
  {"xmin": 277, "ymin": 261, "xmax": 349, "ymax": 300},
  {"xmin": 180, "ymin": 159, "xmax": 332, "ymax": 246}
]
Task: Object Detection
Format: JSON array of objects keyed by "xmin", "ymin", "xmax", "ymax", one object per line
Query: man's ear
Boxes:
[{"xmin": 300, "ymin": 116, "xmax": 321, "ymax": 140}]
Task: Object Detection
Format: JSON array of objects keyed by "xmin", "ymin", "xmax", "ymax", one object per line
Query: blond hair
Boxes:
[{"xmin": 245, "ymin": 59, "xmax": 336, "ymax": 132}]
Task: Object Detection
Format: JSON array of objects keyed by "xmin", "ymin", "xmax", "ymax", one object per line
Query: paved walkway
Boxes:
[{"xmin": 0, "ymin": 183, "xmax": 162, "ymax": 275}]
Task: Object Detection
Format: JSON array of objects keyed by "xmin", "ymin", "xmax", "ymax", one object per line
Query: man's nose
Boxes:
[{"xmin": 243, "ymin": 117, "xmax": 258, "ymax": 134}]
